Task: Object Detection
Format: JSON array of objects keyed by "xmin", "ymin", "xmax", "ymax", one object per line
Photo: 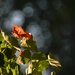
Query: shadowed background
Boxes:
[{"xmin": 0, "ymin": 0, "xmax": 75, "ymax": 75}]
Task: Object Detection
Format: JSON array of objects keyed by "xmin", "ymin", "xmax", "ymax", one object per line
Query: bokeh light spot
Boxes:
[{"xmin": 23, "ymin": 6, "xmax": 34, "ymax": 17}]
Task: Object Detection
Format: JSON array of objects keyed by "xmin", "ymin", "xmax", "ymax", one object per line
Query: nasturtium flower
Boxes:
[{"xmin": 12, "ymin": 24, "xmax": 31, "ymax": 39}]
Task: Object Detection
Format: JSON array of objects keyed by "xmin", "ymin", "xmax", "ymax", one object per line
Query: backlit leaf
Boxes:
[
  {"xmin": 0, "ymin": 33, "xmax": 4, "ymax": 42},
  {"xmin": 1, "ymin": 30, "xmax": 9, "ymax": 41},
  {"xmin": 32, "ymin": 52, "xmax": 47, "ymax": 61},
  {"xmin": 48, "ymin": 52, "xmax": 61, "ymax": 68},
  {"xmin": 16, "ymin": 56, "xmax": 23, "ymax": 65},
  {"xmin": 20, "ymin": 37, "xmax": 28, "ymax": 47},
  {"xmin": 37, "ymin": 60, "xmax": 49, "ymax": 72}
]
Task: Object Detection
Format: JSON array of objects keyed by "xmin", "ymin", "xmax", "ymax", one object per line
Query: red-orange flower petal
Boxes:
[
  {"xmin": 18, "ymin": 51, "xmax": 23, "ymax": 56},
  {"xmin": 12, "ymin": 24, "xmax": 31, "ymax": 39}
]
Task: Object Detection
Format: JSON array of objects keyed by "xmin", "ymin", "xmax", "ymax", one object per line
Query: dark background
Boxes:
[{"xmin": 0, "ymin": 0, "xmax": 75, "ymax": 75}]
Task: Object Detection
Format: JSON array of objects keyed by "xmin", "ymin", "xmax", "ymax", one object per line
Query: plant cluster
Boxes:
[{"xmin": 0, "ymin": 24, "xmax": 61, "ymax": 75}]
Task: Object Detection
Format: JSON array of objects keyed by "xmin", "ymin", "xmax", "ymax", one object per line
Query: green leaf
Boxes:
[
  {"xmin": 0, "ymin": 68, "xmax": 2, "ymax": 74},
  {"xmin": 37, "ymin": 60, "xmax": 49, "ymax": 72},
  {"xmin": 0, "ymin": 52, "xmax": 4, "ymax": 67},
  {"xmin": 32, "ymin": 52, "xmax": 47, "ymax": 61},
  {"xmin": 8, "ymin": 36, "xmax": 20, "ymax": 47},
  {"xmin": 10, "ymin": 65, "xmax": 20, "ymax": 75},
  {"xmin": 3, "ymin": 53, "xmax": 8, "ymax": 65},
  {"xmin": 0, "ymin": 40, "xmax": 6, "ymax": 50},
  {"xmin": 3, "ymin": 47, "xmax": 16, "ymax": 60},
  {"xmin": 10, "ymin": 62, "xmax": 17, "ymax": 69},
  {"xmin": 48, "ymin": 52, "xmax": 61, "ymax": 69},
  {"xmin": 21, "ymin": 50, "xmax": 31, "ymax": 58},
  {"xmin": 0, "ymin": 33, "xmax": 4, "ymax": 42},
  {"xmin": 6, "ymin": 64, "xmax": 10, "ymax": 73},
  {"xmin": 5, "ymin": 62, "xmax": 22, "ymax": 75},
  {"xmin": 32, "ymin": 62, "xmax": 39, "ymax": 70},
  {"xmin": 26, "ymin": 36, "xmax": 38, "ymax": 52},
  {"xmin": 0, "ymin": 39, "xmax": 6, "ymax": 52},
  {"xmin": 24, "ymin": 57, "xmax": 30, "ymax": 63},
  {"xmin": 6, "ymin": 65, "xmax": 13, "ymax": 75},
  {"xmin": 0, "ymin": 42, "xmax": 6, "ymax": 49},
  {"xmin": 8, "ymin": 69, "xmax": 13, "ymax": 75},
  {"xmin": 11, "ymin": 48, "xmax": 17, "ymax": 57},
  {"xmin": 0, "ymin": 67, "xmax": 7, "ymax": 75},
  {"xmin": 4, "ymin": 62, "xmax": 9, "ymax": 67},
  {"xmin": 21, "ymin": 50, "xmax": 31, "ymax": 64},
  {"xmin": 32, "ymin": 60, "xmax": 49, "ymax": 73},
  {"xmin": 4, "ymin": 48, "xmax": 12, "ymax": 59},
  {"xmin": 7, "ymin": 56, "xmax": 17, "ymax": 69}
]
